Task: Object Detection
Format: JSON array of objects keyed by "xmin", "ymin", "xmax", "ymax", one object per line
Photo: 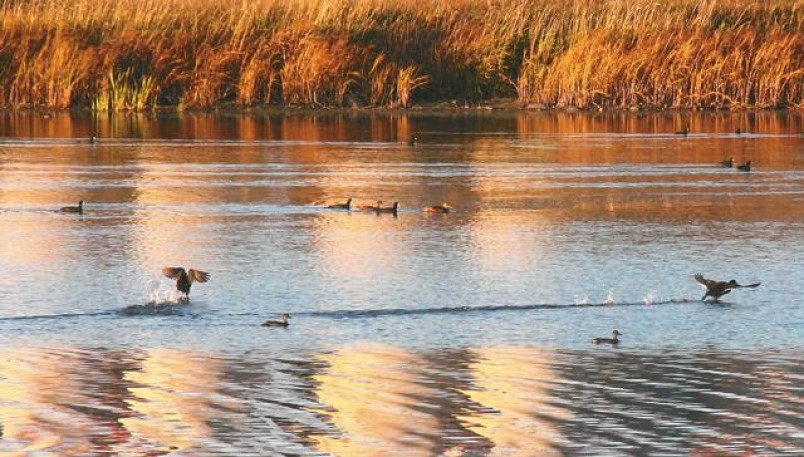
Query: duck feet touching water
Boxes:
[
  {"xmin": 59, "ymin": 200, "xmax": 84, "ymax": 214},
  {"xmin": 593, "ymin": 330, "xmax": 622, "ymax": 345},
  {"xmin": 262, "ymin": 313, "xmax": 291, "ymax": 327},
  {"xmin": 694, "ymin": 274, "xmax": 760, "ymax": 302},
  {"xmin": 327, "ymin": 197, "xmax": 352, "ymax": 210},
  {"xmin": 163, "ymin": 267, "xmax": 210, "ymax": 298}
]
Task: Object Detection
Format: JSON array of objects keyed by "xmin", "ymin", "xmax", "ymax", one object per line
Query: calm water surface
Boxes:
[{"xmin": 0, "ymin": 112, "xmax": 802, "ymax": 455}]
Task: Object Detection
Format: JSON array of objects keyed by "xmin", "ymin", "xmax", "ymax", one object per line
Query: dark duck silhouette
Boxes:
[
  {"xmin": 593, "ymin": 330, "xmax": 622, "ymax": 345},
  {"xmin": 327, "ymin": 198, "xmax": 352, "ymax": 210},
  {"xmin": 59, "ymin": 200, "xmax": 84, "ymax": 214},
  {"xmin": 163, "ymin": 267, "xmax": 210, "ymax": 297},
  {"xmin": 357, "ymin": 200, "xmax": 383, "ymax": 211},
  {"xmin": 695, "ymin": 274, "xmax": 760, "ymax": 302},
  {"xmin": 675, "ymin": 126, "xmax": 690, "ymax": 135},
  {"xmin": 423, "ymin": 202, "xmax": 451, "ymax": 214},
  {"xmin": 720, "ymin": 156, "xmax": 734, "ymax": 168},
  {"xmin": 262, "ymin": 313, "xmax": 291, "ymax": 327},
  {"xmin": 737, "ymin": 160, "xmax": 752, "ymax": 172},
  {"xmin": 376, "ymin": 201, "xmax": 399, "ymax": 215},
  {"xmin": 408, "ymin": 136, "xmax": 418, "ymax": 146}
]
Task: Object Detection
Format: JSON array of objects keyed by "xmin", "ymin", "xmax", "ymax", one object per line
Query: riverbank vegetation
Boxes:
[{"xmin": 0, "ymin": 0, "xmax": 801, "ymax": 111}]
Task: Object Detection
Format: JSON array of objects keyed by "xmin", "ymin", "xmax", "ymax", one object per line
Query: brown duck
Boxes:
[
  {"xmin": 376, "ymin": 201, "xmax": 399, "ymax": 214},
  {"xmin": 163, "ymin": 267, "xmax": 210, "ymax": 296},
  {"xmin": 262, "ymin": 313, "xmax": 291, "ymax": 327},
  {"xmin": 423, "ymin": 203, "xmax": 451, "ymax": 214},
  {"xmin": 737, "ymin": 161, "xmax": 752, "ymax": 172},
  {"xmin": 694, "ymin": 274, "xmax": 760, "ymax": 302}
]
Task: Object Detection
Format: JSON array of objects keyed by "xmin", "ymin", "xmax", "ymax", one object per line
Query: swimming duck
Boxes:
[
  {"xmin": 675, "ymin": 126, "xmax": 690, "ymax": 135},
  {"xmin": 737, "ymin": 160, "xmax": 752, "ymax": 172},
  {"xmin": 408, "ymin": 136, "xmax": 418, "ymax": 146},
  {"xmin": 261, "ymin": 313, "xmax": 291, "ymax": 327},
  {"xmin": 593, "ymin": 330, "xmax": 622, "ymax": 344},
  {"xmin": 162, "ymin": 267, "xmax": 210, "ymax": 296},
  {"xmin": 327, "ymin": 198, "xmax": 352, "ymax": 210},
  {"xmin": 720, "ymin": 156, "xmax": 734, "ymax": 168},
  {"xmin": 694, "ymin": 273, "xmax": 760, "ymax": 302},
  {"xmin": 376, "ymin": 201, "xmax": 399, "ymax": 215},
  {"xmin": 735, "ymin": 128, "xmax": 742, "ymax": 134},
  {"xmin": 357, "ymin": 200, "xmax": 383, "ymax": 211},
  {"xmin": 59, "ymin": 200, "xmax": 84, "ymax": 214},
  {"xmin": 423, "ymin": 203, "xmax": 451, "ymax": 214}
]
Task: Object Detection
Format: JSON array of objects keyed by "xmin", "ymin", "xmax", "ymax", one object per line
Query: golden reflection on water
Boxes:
[
  {"xmin": 311, "ymin": 342, "xmax": 439, "ymax": 456},
  {"xmin": 457, "ymin": 346, "xmax": 568, "ymax": 456}
]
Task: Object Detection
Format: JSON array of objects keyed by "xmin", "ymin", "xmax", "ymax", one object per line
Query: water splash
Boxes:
[
  {"xmin": 603, "ymin": 291, "xmax": 616, "ymax": 305},
  {"xmin": 574, "ymin": 295, "xmax": 589, "ymax": 306},
  {"xmin": 643, "ymin": 293, "xmax": 656, "ymax": 305},
  {"xmin": 146, "ymin": 279, "xmax": 187, "ymax": 305}
]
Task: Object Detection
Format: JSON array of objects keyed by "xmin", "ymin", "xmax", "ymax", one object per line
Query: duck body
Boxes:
[
  {"xmin": 327, "ymin": 198, "xmax": 352, "ymax": 210},
  {"xmin": 720, "ymin": 156, "xmax": 734, "ymax": 168},
  {"xmin": 262, "ymin": 313, "xmax": 291, "ymax": 327},
  {"xmin": 593, "ymin": 330, "xmax": 622, "ymax": 345},
  {"xmin": 376, "ymin": 201, "xmax": 399, "ymax": 215},
  {"xmin": 423, "ymin": 203, "xmax": 451, "ymax": 214},
  {"xmin": 163, "ymin": 267, "xmax": 210, "ymax": 297},
  {"xmin": 59, "ymin": 200, "xmax": 84, "ymax": 214},
  {"xmin": 737, "ymin": 160, "xmax": 752, "ymax": 172},
  {"xmin": 357, "ymin": 200, "xmax": 383, "ymax": 212},
  {"xmin": 675, "ymin": 126, "xmax": 690, "ymax": 135},
  {"xmin": 695, "ymin": 273, "xmax": 760, "ymax": 302}
]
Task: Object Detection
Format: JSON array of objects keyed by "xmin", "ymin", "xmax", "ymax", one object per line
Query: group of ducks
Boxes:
[
  {"xmin": 675, "ymin": 126, "xmax": 753, "ymax": 171},
  {"xmin": 593, "ymin": 273, "xmax": 761, "ymax": 345},
  {"xmin": 325, "ymin": 197, "xmax": 452, "ymax": 214}
]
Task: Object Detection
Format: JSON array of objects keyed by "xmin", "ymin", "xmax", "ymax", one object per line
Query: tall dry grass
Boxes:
[{"xmin": 0, "ymin": 0, "xmax": 800, "ymax": 110}]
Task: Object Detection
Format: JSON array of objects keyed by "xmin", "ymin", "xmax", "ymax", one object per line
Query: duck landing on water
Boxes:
[
  {"xmin": 327, "ymin": 198, "xmax": 352, "ymax": 210},
  {"xmin": 694, "ymin": 273, "xmax": 760, "ymax": 302},
  {"xmin": 162, "ymin": 267, "xmax": 210, "ymax": 298},
  {"xmin": 593, "ymin": 330, "xmax": 622, "ymax": 345},
  {"xmin": 262, "ymin": 313, "xmax": 291, "ymax": 327},
  {"xmin": 59, "ymin": 200, "xmax": 84, "ymax": 214}
]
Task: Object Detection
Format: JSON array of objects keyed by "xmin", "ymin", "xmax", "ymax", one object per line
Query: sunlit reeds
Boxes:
[{"xmin": 0, "ymin": 0, "xmax": 800, "ymax": 110}]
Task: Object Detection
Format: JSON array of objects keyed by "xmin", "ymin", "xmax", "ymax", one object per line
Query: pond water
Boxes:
[{"xmin": 0, "ymin": 111, "xmax": 802, "ymax": 455}]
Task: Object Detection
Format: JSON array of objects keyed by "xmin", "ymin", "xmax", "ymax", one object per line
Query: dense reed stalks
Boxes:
[{"xmin": 0, "ymin": 0, "xmax": 800, "ymax": 110}]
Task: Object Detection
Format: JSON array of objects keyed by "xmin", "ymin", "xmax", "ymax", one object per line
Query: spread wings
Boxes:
[
  {"xmin": 188, "ymin": 269, "xmax": 210, "ymax": 283},
  {"xmin": 162, "ymin": 267, "xmax": 210, "ymax": 283},
  {"xmin": 694, "ymin": 274, "xmax": 716, "ymax": 288}
]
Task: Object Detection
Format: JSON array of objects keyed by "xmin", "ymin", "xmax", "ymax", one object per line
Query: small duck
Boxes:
[
  {"xmin": 737, "ymin": 160, "xmax": 752, "ymax": 172},
  {"xmin": 357, "ymin": 200, "xmax": 383, "ymax": 211},
  {"xmin": 694, "ymin": 273, "xmax": 761, "ymax": 302},
  {"xmin": 262, "ymin": 313, "xmax": 291, "ymax": 327},
  {"xmin": 376, "ymin": 201, "xmax": 399, "ymax": 215},
  {"xmin": 675, "ymin": 126, "xmax": 690, "ymax": 135},
  {"xmin": 89, "ymin": 135, "xmax": 96, "ymax": 144},
  {"xmin": 59, "ymin": 200, "xmax": 84, "ymax": 214},
  {"xmin": 735, "ymin": 128, "xmax": 742, "ymax": 134},
  {"xmin": 327, "ymin": 198, "xmax": 352, "ymax": 210},
  {"xmin": 719, "ymin": 156, "xmax": 734, "ymax": 168},
  {"xmin": 423, "ymin": 202, "xmax": 451, "ymax": 214},
  {"xmin": 593, "ymin": 330, "xmax": 622, "ymax": 345},
  {"xmin": 162, "ymin": 267, "xmax": 210, "ymax": 297},
  {"xmin": 408, "ymin": 136, "xmax": 418, "ymax": 146}
]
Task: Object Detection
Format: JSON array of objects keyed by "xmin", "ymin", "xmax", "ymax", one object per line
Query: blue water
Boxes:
[{"xmin": 0, "ymin": 111, "xmax": 802, "ymax": 455}]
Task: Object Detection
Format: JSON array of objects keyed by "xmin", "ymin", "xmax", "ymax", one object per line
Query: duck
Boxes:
[
  {"xmin": 675, "ymin": 126, "xmax": 690, "ymax": 135},
  {"xmin": 694, "ymin": 273, "xmax": 760, "ymax": 302},
  {"xmin": 737, "ymin": 160, "xmax": 752, "ymax": 172},
  {"xmin": 357, "ymin": 200, "xmax": 383, "ymax": 211},
  {"xmin": 261, "ymin": 313, "xmax": 291, "ymax": 327},
  {"xmin": 719, "ymin": 156, "xmax": 734, "ymax": 168},
  {"xmin": 408, "ymin": 136, "xmax": 418, "ymax": 146},
  {"xmin": 423, "ymin": 202, "xmax": 451, "ymax": 214},
  {"xmin": 735, "ymin": 128, "xmax": 742, "ymax": 134},
  {"xmin": 327, "ymin": 198, "xmax": 352, "ymax": 210},
  {"xmin": 162, "ymin": 267, "xmax": 210, "ymax": 297},
  {"xmin": 376, "ymin": 201, "xmax": 399, "ymax": 215},
  {"xmin": 59, "ymin": 200, "xmax": 84, "ymax": 214},
  {"xmin": 593, "ymin": 330, "xmax": 622, "ymax": 345}
]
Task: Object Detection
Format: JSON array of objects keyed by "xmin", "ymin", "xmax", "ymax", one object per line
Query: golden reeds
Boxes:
[{"xmin": 0, "ymin": 0, "xmax": 800, "ymax": 110}]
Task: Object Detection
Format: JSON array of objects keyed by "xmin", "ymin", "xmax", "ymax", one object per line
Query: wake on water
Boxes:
[{"xmin": 121, "ymin": 280, "xmax": 190, "ymax": 315}]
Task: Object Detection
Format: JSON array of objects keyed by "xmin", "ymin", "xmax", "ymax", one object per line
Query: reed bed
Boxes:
[{"xmin": 0, "ymin": 0, "xmax": 800, "ymax": 110}]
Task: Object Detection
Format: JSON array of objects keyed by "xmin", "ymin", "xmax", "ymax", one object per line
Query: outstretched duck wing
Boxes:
[
  {"xmin": 188, "ymin": 269, "xmax": 210, "ymax": 283},
  {"xmin": 737, "ymin": 282, "xmax": 761, "ymax": 288},
  {"xmin": 163, "ymin": 267, "xmax": 186, "ymax": 279},
  {"xmin": 694, "ymin": 274, "xmax": 716, "ymax": 288}
]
